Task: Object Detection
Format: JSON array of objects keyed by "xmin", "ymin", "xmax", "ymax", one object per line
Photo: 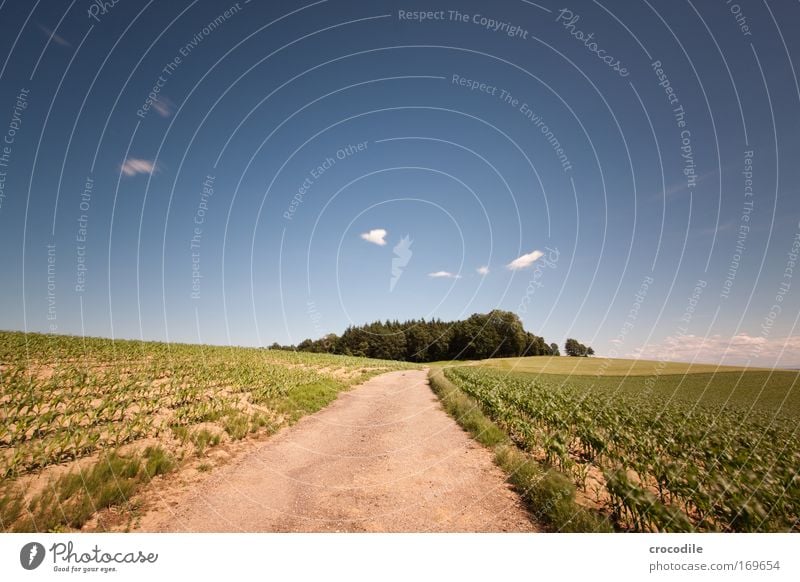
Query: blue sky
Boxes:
[{"xmin": 1, "ymin": 0, "xmax": 799, "ymax": 366}]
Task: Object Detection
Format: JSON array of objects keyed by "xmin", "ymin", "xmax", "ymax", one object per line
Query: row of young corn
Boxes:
[
  {"xmin": 1, "ymin": 331, "xmax": 410, "ymax": 479},
  {"xmin": 444, "ymin": 366, "xmax": 799, "ymax": 532}
]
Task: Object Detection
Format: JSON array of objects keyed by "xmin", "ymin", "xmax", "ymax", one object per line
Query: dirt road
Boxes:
[{"xmin": 141, "ymin": 369, "xmax": 536, "ymax": 532}]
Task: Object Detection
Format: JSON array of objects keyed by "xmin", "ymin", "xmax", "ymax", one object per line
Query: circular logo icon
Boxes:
[{"xmin": 20, "ymin": 542, "xmax": 46, "ymax": 570}]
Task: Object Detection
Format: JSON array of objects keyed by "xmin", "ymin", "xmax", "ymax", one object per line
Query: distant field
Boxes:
[
  {"xmin": 466, "ymin": 356, "xmax": 800, "ymax": 417},
  {"xmin": 0, "ymin": 331, "xmax": 414, "ymax": 532},
  {"xmin": 509, "ymin": 371, "xmax": 800, "ymax": 418},
  {"xmin": 472, "ymin": 355, "xmax": 764, "ymax": 376}
]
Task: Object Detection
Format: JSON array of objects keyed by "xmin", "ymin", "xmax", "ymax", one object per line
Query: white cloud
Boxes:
[
  {"xmin": 38, "ymin": 24, "xmax": 71, "ymax": 47},
  {"xmin": 428, "ymin": 271, "xmax": 461, "ymax": 279},
  {"xmin": 360, "ymin": 228, "xmax": 387, "ymax": 246},
  {"xmin": 477, "ymin": 266, "xmax": 490, "ymax": 276},
  {"xmin": 121, "ymin": 158, "xmax": 157, "ymax": 177},
  {"xmin": 506, "ymin": 250, "xmax": 544, "ymax": 270},
  {"xmin": 631, "ymin": 333, "xmax": 800, "ymax": 367}
]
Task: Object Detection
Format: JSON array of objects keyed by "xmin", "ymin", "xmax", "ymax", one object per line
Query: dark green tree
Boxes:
[
  {"xmin": 565, "ymin": 338, "xmax": 579, "ymax": 356},
  {"xmin": 293, "ymin": 312, "xmax": 591, "ymax": 363}
]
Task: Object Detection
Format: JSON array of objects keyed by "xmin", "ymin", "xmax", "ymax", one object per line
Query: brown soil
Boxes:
[{"xmin": 135, "ymin": 369, "xmax": 537, "ymax": 532}]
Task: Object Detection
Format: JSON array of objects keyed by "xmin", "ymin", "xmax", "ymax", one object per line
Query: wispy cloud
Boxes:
[
  {"xmin": 695, "ymin": 220, "xmax": 735, "ymax": 237},
  {"xmin": 151, "ymin": 96, "xmax": 175, "ymax": 118},
  {"xmin": 477, "ymin": 265, "xmax": 489, "ymax": 276},
  {"xmin": 390, "ymin": 235, "xmax": 413, "ymax": 292},
  {"xmin": 428, "ymin": 271, "xmax": 461, "ymax": 279},
  {"xmin": 653, "ymin": 168, "xmax": 719, "ymax": 200},
  {"xmin": 506, "ymin": 250, "xmax": 544, "ymax": 270},
  {"xmin": 360, "ymin": 228, "xmax": 387, "ymax": 246},
  {"xmin": 631, "ymin": 333, "xmax": 800, "ymax": 367},
  {"xmin": 38, "ymin": 24, "xmax": 71, "ymax": 48},
  {"xmin": 120, "ymin": 158, "xmax": 157, "ymax": 177}
]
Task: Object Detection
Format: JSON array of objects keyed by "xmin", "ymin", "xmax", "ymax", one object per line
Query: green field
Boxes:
[
  {"xmin": 0, "ymin": 331, "xmax": 414, "ymax": 532},
  {"xmin": 441, "ymin": 359, "xmax": 800, "ymax": 532},
  {"xmin": 464, "ymin": 357, "xmax": 800, "ymax": 417},
  {"xmin": 472, "ymin": 355, "xmax": 766, "ymax": 375}
]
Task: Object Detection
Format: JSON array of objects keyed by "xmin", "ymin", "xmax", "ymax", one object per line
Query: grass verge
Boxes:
[
  {"xmin": 270, "ymin": 379, "xmax": 344, "ymax": 422},
  {"xmin": 428, "ymin": 367, "xmax": 612, "ymax": 532},
  {"xmin": 2, "ymin": 446, "xmax": 176, "ymax": 532}
]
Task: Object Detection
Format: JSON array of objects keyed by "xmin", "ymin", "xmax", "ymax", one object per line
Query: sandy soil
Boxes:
[{"xmin": 137, "ymin": 369, "xmax": 536, "ymax": 532}]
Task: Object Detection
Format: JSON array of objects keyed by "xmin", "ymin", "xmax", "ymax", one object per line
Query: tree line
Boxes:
[
  {"xmin": 564, "ymin": 338, "xmax": 594, "ymax": 357},
  {"xmin": 270, "ymin": 310, "xmax": 594, "ymax": 363}
]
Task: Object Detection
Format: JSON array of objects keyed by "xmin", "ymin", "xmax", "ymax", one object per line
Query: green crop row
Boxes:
[
  {"xmin": 444, "ymin": 366, "xmax": 799, "ymax": 532},
  {"xmin": 0, "ymin": 331, "xmax": 413, "ymax": 481}
]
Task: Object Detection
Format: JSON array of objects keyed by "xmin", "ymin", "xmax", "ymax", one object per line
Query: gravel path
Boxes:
[{"xmin": 143, "ymin": 369, "xmax": 537, "ymax": 532}]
